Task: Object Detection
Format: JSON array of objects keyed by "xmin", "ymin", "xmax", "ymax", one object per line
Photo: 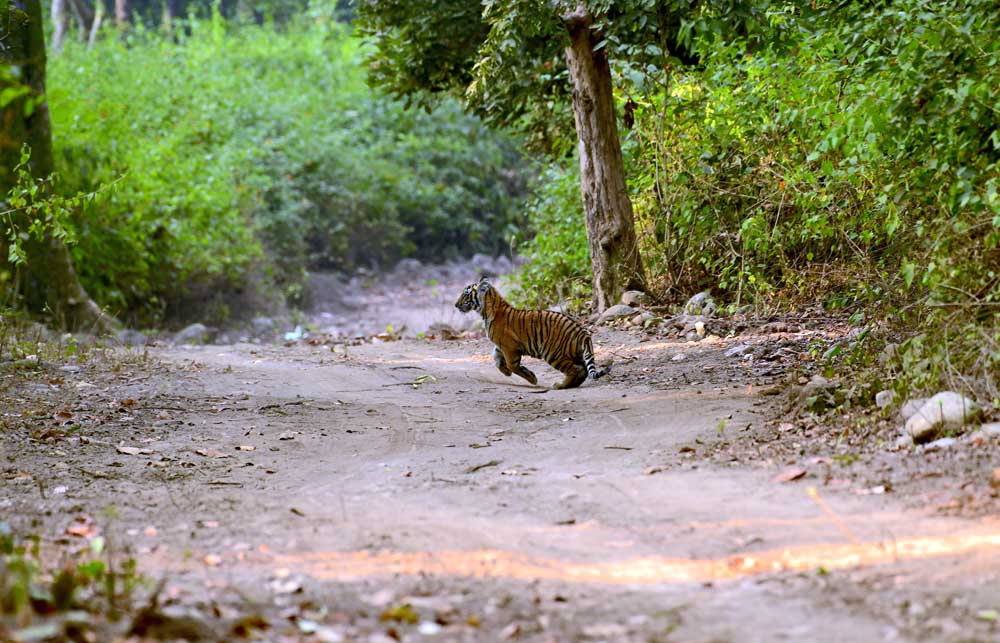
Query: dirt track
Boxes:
[{"xmin": 4, "ymin": 268, "xmax": 1000, "ymax": 642}]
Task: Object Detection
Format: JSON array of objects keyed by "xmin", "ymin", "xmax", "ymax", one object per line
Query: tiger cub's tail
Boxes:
[{"xmin": 582, "ymin": 336, "xmax": 609, "ymax": 380}]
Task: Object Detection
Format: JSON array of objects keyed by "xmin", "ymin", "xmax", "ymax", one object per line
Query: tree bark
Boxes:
[
  {"xmin": 50, "ymin": 0, "xmax": 68, "ymax": 51},
  {"xmin": 66, "ymin": 0, "xmax": 94, "ymax": 40},
  {"xmin": 563, "ymin": 7, "xmax": 647, "ymax": 312},
  {"xmin": 114, "ymin": 0, "xmax": 127, "ymax": 25},
  {"xmin": 1, "ymin": 0, "xmax": 117, "ymax": 333}
]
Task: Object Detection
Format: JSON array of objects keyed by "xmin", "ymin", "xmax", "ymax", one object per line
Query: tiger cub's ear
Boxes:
[{"xmin": 477, "ymin": 277, "xmax": 490, "ymax": 295}]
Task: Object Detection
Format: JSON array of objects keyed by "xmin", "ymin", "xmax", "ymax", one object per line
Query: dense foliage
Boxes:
[
  {"xmin": 517, "ymin": 0, "xmax": 1000, "ymax": 398},
  {"xmin": 45, "ymin": 12, "xmax": 527, "ymax": 323}
]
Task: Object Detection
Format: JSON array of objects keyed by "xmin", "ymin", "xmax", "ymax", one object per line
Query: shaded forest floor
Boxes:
[{"xmin": 2, "ymin": 265, "xmax": 999, "ymax": 642}]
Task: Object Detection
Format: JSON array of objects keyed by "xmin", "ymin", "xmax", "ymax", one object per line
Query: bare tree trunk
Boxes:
[
  {"xmin": 1, "ymin": 0, "xmax": 117, "ymax": 333},
  {"xmin": 114, "ymin": 0, "xmax": 127, "ymax": 24},
  {"xmin": 563, "ymin": 7, "xmax": 647, "ymax": 312},
  {"xmin": 87, "ymin": 0, "xmax": 102, "ymax": 48},
  {"xmin": 66, "ymin": 0, "xmax": 94, "ymax": 40},
  {"xmin": 51, "ymin": 0, "xmax": 68, "ymax": 51}
]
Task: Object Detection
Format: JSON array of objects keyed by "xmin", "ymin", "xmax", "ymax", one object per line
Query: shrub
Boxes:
[{"xmin": 47, "ymin": 14, "xmax": 528, "ymax": 323}]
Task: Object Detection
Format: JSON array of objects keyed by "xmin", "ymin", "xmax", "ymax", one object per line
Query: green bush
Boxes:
[
  {"xmin": 47, "ymin": 13, "xmax": 528, "ymax": 323},
  {"xmin": 512, "ymin": 163, "xmax": 591, "ymax": 311},
  {"xmin": 517, "ymin": 1, "xmax": 1000, "ymax": 397}
]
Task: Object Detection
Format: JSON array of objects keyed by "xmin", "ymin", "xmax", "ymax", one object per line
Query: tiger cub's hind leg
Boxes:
[
  {"xmin": 553, "ymin": 364, "xmax": 588, "ymax": 390},
  {"xmin": 493, "ymin": 346, "xmax": 512, "ymax": 376}
]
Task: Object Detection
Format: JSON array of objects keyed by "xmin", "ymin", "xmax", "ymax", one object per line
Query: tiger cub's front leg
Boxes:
[
  {"xmin": 493, "ymin": 346, "xmax": 512, "ymax": 376},
  {"xmin": 501, "ymin": 347, "xmax": 537, "ymax": 385}
]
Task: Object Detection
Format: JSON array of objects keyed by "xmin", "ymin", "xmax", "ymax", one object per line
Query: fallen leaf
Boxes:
[
  {"xmin": 195, "ymin": 448, "xmax": 231, "ymax": 459},
  {"xmin": 771, "ymin": 467, "xmax": 807, "ymax": 483},
  {"xmin": 644, "ymin": 467, "xmax": 663, "ymax": 475},
  {"xmin": 290, "ymin": 507, "xmax": 305, "ymax": 517},
  {"xmin": 236, "ymin": 445, "xmax": 256, "ymax": 451},
  {"xmin": 117, "ymin": 446, "xmax": 143, "ymax": 456},
  {"xmin": 203, "ymin": 553, "xmax": 222, "ymax": 567},
  {"xmin": 465, "ymin": 460, "xmax": 501, "ymax": 474},
  {"xmin": 380, "ymin": 604, "xmax": 419, "ymax": 625}
]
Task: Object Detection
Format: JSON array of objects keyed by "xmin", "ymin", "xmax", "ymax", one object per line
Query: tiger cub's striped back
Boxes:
[{"xmin": 455, "ymin": 277, "xmax": 608, "ymax": 389}]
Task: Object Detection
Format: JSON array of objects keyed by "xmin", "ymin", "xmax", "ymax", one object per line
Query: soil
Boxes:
[{"xmin": 2, "ymin": 263, "xmax": 999, "ymax": 642}]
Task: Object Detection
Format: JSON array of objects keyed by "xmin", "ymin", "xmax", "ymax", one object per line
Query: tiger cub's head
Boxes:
[{"xmin": 455, "ymin": 276, "xmax": 491, "ymax": 313}]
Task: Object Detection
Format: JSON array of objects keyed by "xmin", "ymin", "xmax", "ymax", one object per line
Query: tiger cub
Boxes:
[{"xmin": 455, "ymin": 276, "xmax": 608, "ymax": 389}]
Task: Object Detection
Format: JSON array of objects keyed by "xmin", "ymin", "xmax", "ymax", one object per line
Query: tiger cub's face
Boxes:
[{"xmin": 455, "ymin": 278, "xmax": 489, "ymax": 313}]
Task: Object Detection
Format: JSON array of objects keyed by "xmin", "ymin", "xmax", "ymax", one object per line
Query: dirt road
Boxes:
[{"xmin": 4, "ymin": 268, "xmax": 999, "ymax": 642}]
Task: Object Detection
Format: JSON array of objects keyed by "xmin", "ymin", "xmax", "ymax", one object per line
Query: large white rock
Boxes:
[
  {"xmin": 620, "ymin": 290, "xmax": 650, "ymax": 307},
  {"xmin": 904, "ymin": 392, "xmax": 982, "ymax": 442},
  {"xmin": 599, "ymin": 304, "xmax": 639, "ymax": 324},
  {"xmin": 899, "ymin": 398, "xmax": 927, "ymax": 421}
]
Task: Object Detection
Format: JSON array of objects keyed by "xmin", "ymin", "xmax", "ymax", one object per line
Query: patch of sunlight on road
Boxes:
[{"xmin": 274, "ymin": 531, "xmax": 1000, "ymax": 585}]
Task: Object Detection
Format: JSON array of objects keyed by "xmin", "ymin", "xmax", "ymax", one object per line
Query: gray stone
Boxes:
[
  {"xmin": 922, "ymin": 437, "xmax": 958, "ymax": 451},
  {"xmin": 598, "ymin": 304, "xmax": 638, "ymax": 324},
  {"xmin": 394, "ymin": 258, "xmax": 423, "ymax": 274},
  {"xmin": 968, "ymin": 423, "xmax": 1000, "ymax": 442},
  {"xmin": 174, "ymin": 323, "xmax": 211, "ymax": 345},
  {"xmin": 58, "ymin": 364, "xmax": 82, "ymax": 373},
  {"xmin": 251, "ymin": 316, "xmax": 275, "ymax": 336},
  {"xmin": 789, "ymin": 375, "xmax": 841, "ymax": 413},
  {"xmin": 724, "ymin": 344, "xmax": 752, "ymax": 358},
  {"xmin": 685, "ymin": 291, "xmax": 716, "ymax": 317},
  {"xmin": 978, "ymin": 422, "xmax": 1000, "ymax": 437},
  {"xmin": 620, "ymin": 290, "xmax": 650, "ymax": 307},
  {"xmin": 632, "ymin": 311, "xmax": 656, "ymax": 327},
  {"xmin": 116, "ymin": 329, "xmax": 147, "ymax": 347},
  {"xmin": 894, "ymin": 433, "xmax": 915, "ymax": 449},
  {"xmin": 904, "ymin": 392, "xmax": 982, "ymax": 443},
  {"xmin": 899, "ymin": 398, "xmax": 927, "ymax": 421},
  {"xmin": 493, "ymin": 255, "xmax": 514, "ymax": 274},
  {"xmin": 875, "ymin": 390, "xmax": 896, "ymax": 409}
]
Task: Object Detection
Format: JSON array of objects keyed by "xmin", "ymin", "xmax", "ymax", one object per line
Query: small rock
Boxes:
[
  {"xmin": 694, "ymin": 321, "xmax": 706, "ymax": 337},
  {"xmin": 671, "ymin": 353, "xmax": 687, "ymax": 361},
  {"xmin": 117, "ymin": 328, "xmax": 148, "ymax": 347},
  {"xmin": 175, "ymin": 323, "xmax": 211, "ymax": 345},
  {"xmin": 904, "ymin": 392, "xmax": 982, "ymax": 443},
  {"xmin": 633, "ymin": 311, "xmax": 656, "ymax": 327},
  {"xmin": 58, "ymin": 364, "xmax": 82, "ymax": 373},
  {"xmin": 582, "ymin": 623, "xmax": 628, "ymax": 638},
  {"xmin": 894, "ymin": 433, "xmax": 914, "ymax": 449},
  {"xmin": 789, "ymin": 375, "xmax": 841, "ymax": 413},
  {"xmin": 922, "ymin": 437, "xmax": 957, "ymax": 452},
  {"xmin": 394, "ymin": 258, "xmax": 423, "ymax": 274},
  {"xmin": 620, "ymin": 290, "xmax": 650, "ymax": 307},
  {"xmin": 875, "ymin": 390, "xmax": 896, "ymax": 409},
  {"xmin": 978, "ymin": 422, "xmax": 1000, "ymax": 437},
  {"xmin": 251, "ymin": 316, "xmax": 275, "ymax": 335},
  {"xmin": 685, "ymin": 291, "xmax": 716, "ymax": 316},
  {"xmin": 598, "ymin": 304, "xmax": 638, "ymax": 324},
  {"xmin": 724, "ymin": 344, "xmax": 752, "ymax": 358}
]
